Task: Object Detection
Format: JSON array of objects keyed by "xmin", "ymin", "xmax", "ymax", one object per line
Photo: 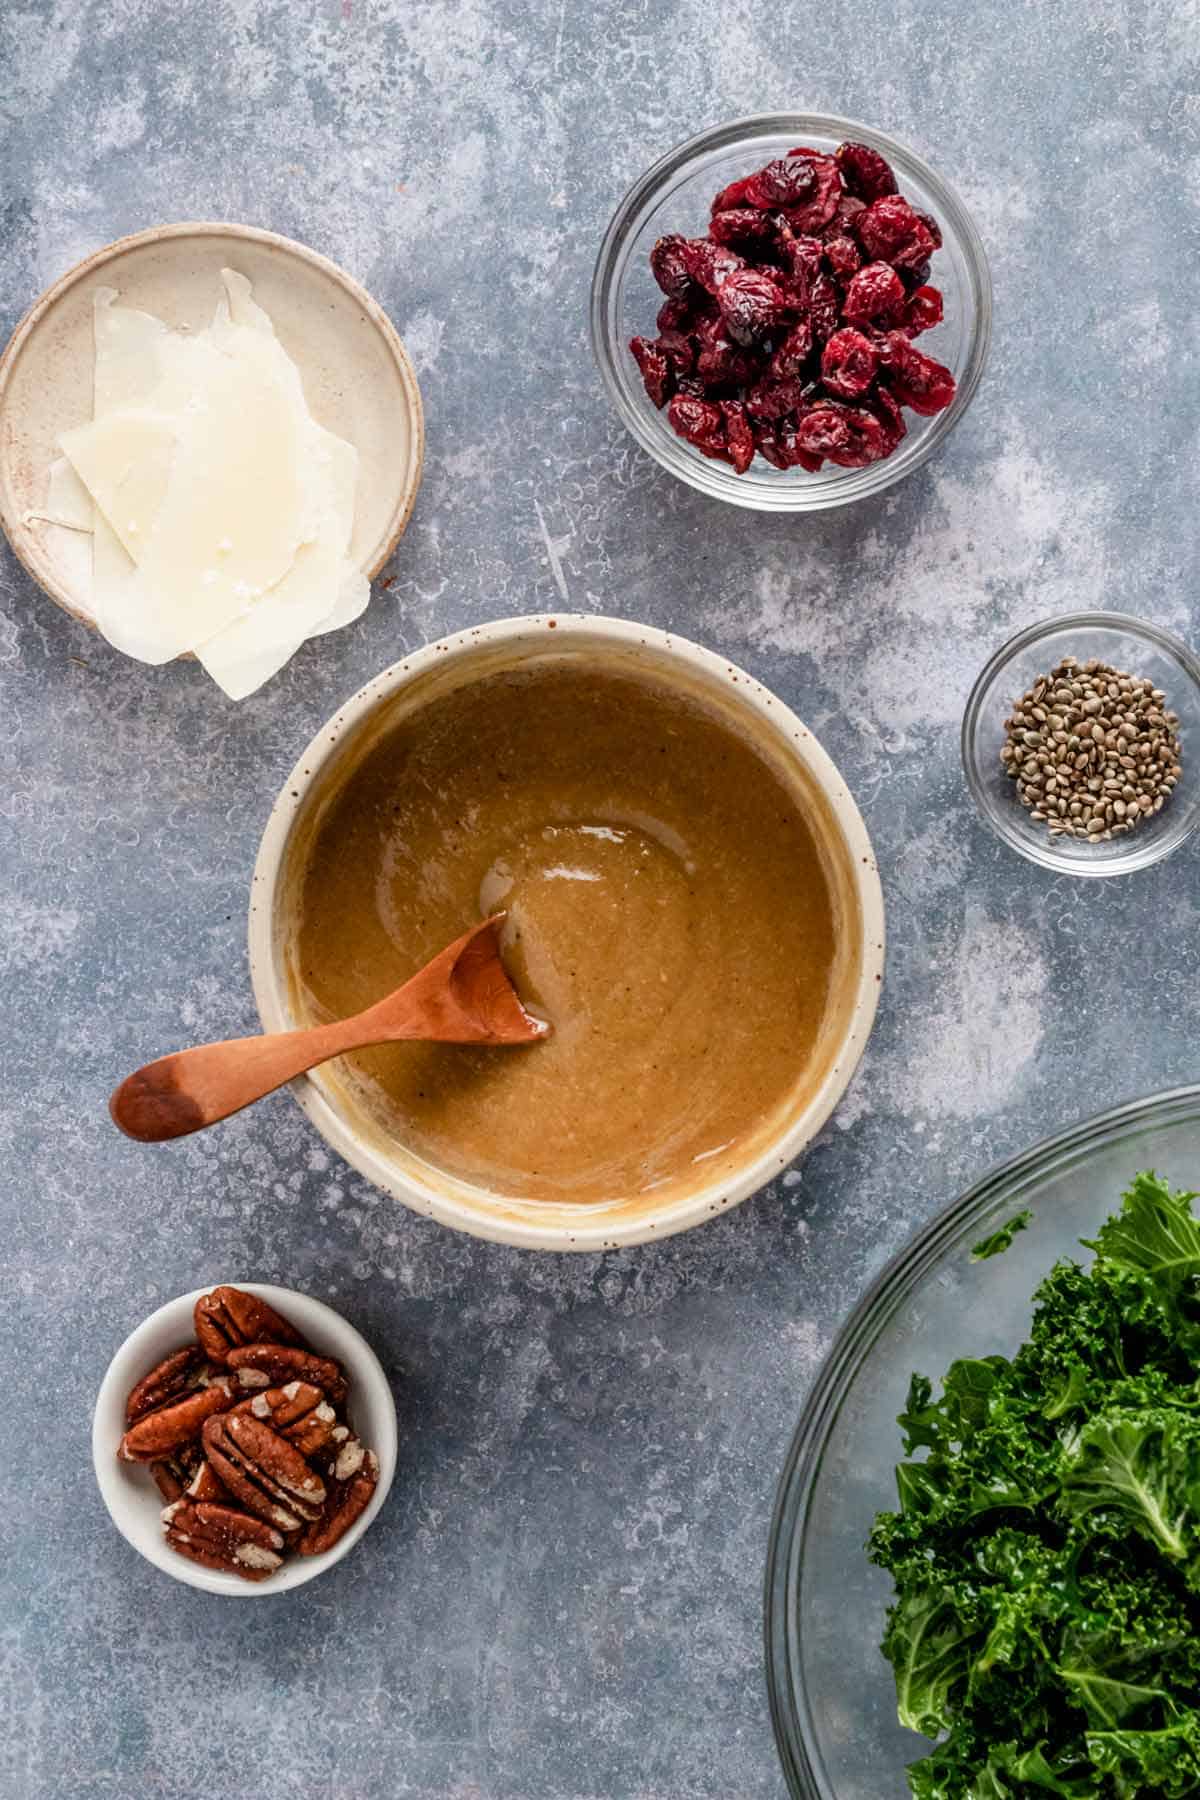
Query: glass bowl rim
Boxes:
[
  {"xmin": 961, "ymin": 608, "xmax": 1200, "ymax": 877},
  {"xmin": 589, "ymin": 110, "xmax": 993, "ymax": 513},
  {"xmin": 763, "ymin": 1080, "xmax": 1200, "ymax": 1800}
]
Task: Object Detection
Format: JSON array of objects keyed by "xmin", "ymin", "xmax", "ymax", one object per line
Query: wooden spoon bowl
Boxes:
[{"xmin": 110, "ymin": 915, "xmax": 547, "ymax": 1142}]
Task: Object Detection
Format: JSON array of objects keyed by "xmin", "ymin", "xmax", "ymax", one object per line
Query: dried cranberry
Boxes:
[
  {"xmin": 745, "ymin": 377, "xmax": 808, "ymax": 421},
  {"xmin": 796, "ymin": 404, "xmax": 888, "ymax": 468},
  {"xmin": 777, "ymin": 228, "xmax": 824, "ymax": 306},
  {"xmin": 842, "ymin": 260, "xmax": 906, "ymax": 327},
  {"xmin": 655, "ymin": 329, "xmax": 695, "ymax": 376},
  {"xmin": 903, "ymin": 284, "xmax": 943, "ymax": 337},
  {"xmin": 649, "ymin": 234, "xmax": 696, "ymax": 301},
  {"xmin": 774, "ymin": 151, "xmax": 843, "ymax": 233},
  {"xmin": 667, "ymin": 393, "xmax": 731, "ymax": 460},
  {"xmin": 834, "ymin": 193, "xmax": 868, "ymax": 229},
  {"xmin": 794, "ymin": 407, "xmax": 848, "ymax": 460},
  {"xmin": 754, "ymin": 421, "xmax": 823, "ymax": 472},
  {"xmin": 675, "ymin": 376, "xmax": 706, "ymax": 398},
  {"xmin": 870, "ymin": 382, "xmax": 908, "ymax": 453},
  {"xmin": 629, "ymin": 336, "xmax": 673, "ymax": 408},
  {"xmin": 820, "ymin": 327, "xmax": 879, "ymax": 399},
  {"xmin": 655, "ymin": 296, "xmax": 691, "ymax": 333},
  {"xmin": 807, "ymin": 273, "xmax": 842, "ymax": 342},
  {"xmin": 769, "ymin": 318, "xmax": 814, "ymax": 379},
  {"xmin": 822, "ymin": 233, "xmax": 862, "ymax": 278},
  {"xmin": 878, "ymin": 332, "xmax": 956, "ymax": 414},
  {"xmin": 721, "ymin": 401, "xmax": 755, "ymax": 474},
  {"xmin": 680, "ymin": 237, "xmax": 745, "ymax": 294},
  {"xmin": 834, "ymin": 141, "xmax": 898, "ymax": 203},
  {"xmin": 695, "ymin": 315, "xmax": 760, "ymax": 387},
  {"xmin": 915, "ymin": 210, "xmax": 943, "ymax": 250},
  {"xmin": 710, "ymin": 207, "xmax": 779, "ymax": 247},
  {"xmin": 710, "ymin": 174, "xmax": 758, "ymax": 214},
  {"xmin": 854, "ymin": 195, "xmax": 936, "ymax": 271},
  {"xmin": 718, "ymin": 267, "xmax": 790, "ymax": 346},
  {"xmin": 753, "ymin": 425, "xmax": 792, "ymax": 470},
  {"xmin": 744, "ymin": 154, "xmax": 819, "ymax": 208}
]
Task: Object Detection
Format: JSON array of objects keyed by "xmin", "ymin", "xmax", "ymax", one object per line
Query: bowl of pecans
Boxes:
[
  {"xmin": 92, "ymin": 1283, "xmax": 397, "ymax": 1594},
  {"xmin": 962, "ymin": 611, "xmax": 1200, "ymax": 876}
]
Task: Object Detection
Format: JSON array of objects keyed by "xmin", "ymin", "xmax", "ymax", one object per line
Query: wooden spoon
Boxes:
[{"xmin": 110, "ymin": 914, "xmax": 548, "ymax": 1143}]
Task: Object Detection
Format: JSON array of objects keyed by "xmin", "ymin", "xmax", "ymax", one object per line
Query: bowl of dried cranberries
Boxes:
[{"xmin": 591, "ymin": 114, "xmax": 991, "ymax": 510}]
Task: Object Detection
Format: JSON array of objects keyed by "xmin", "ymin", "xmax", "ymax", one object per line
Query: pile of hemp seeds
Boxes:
[{"xmin": 1000, "ymin": 656, "xmax": 1182, "ymax": 841}]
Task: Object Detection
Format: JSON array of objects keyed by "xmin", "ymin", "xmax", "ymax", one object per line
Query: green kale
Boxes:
[
  {"xmin": 870, "ymin": 1172, "xmax": 1200, "ymax": 1798},
  {"xmin": 972, "ymin": 1209, "xmax": 1034, "ymax": 1262}
]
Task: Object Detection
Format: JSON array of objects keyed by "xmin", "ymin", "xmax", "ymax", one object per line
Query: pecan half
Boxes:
[
  {"xmin": 162, "ymin": 1499, "xmax": 284, "ymax": 1582},
  {"xmin": 202, "ymin": 1412, "xmax": 326, "ymax": 1532},
  {"xmin": 194, "ymin": 1286, "xmax": 307, "ymax": 1364},
  {"xmin": 226, "ymin": 1344, "xmax": 346, "ymax": 1406},
  {"xmin": 125, "ymin": 1345, "xmax": 207, "ymax": 1425},
  {"xmin": 150, "ymin": 1461, "xmax": 184, "ymax": 1503},
  {"xmin": 298, "ymin": 1450, "xmax": 379, "ymax": 1557},
  {"xmin": 118, "ymin": 1378, "xmax": 233, "ymax": 1462},
  {"xmin": 185, "ymin": 1459, "xmax": 230, "ymax": 1504},
  {"xmin": 231, "ymin": 1381, "xmax": 338, "ymax": 1458}
]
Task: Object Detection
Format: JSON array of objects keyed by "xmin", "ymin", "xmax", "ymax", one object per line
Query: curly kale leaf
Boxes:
[
  {"xmin": 1059, "ymin": 1409, "xmax": 1200, "ymax": 1564},
  {"xmin": 1087, "ymin": 1714, "xmax": 1200, "ymax": 1797},
  {"xmin": 972, "ymin": 1209, "xmax": 1033, "ymax": 1262},
  {"xmin": 886, "ymin": 1587, "xmax": 981, "ymax": 1737},
  {"xmin": 870, "ymin": 1172, "xmax": 1200, "ymax": 1798},
  {"xmin": 1085, "ymin": 1173, "xmax": 1200, "ymax": 1286}
]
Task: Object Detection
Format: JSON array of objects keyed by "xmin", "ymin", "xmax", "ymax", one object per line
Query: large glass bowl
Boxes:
[
  {"xmin": 590, "ymin": 113, "xmax": 992, "ymax": 511},
  {"xmin": 764, "ymin": 1085, "xmax": 1200, "ymax": 1799}
]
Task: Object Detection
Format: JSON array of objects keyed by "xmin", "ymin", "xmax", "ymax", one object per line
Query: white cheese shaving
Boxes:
[
  {"xmin": 59, "ymin": 408, "xmax": 178, "ymax": 562},
  {"xmin": 53, "ymin": 270, "xmax": 367, "ymax": 694}
]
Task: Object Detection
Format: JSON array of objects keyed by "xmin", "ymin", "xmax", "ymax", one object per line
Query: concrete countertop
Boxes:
[{"xmin": 2, "ymin": 2, "xmax": 1197, "ymax": 1795}]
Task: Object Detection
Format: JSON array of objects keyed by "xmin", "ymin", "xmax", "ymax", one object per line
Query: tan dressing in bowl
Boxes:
[{"xmin": 294, "ymin": 661, "xmax": 840, "ymax": 1203}]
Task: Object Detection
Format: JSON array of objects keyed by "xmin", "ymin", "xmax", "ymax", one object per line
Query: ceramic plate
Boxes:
[{"xmin": 0, "ymin": 220, "xmax": 424, "ymax": 631}]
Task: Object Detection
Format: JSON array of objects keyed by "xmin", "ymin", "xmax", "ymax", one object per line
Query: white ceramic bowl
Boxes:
[
  {"xmin": 92, "ymin": 1283, "xmax": 397, "ymax": 1596},
  {"xmin": 249, "ymin": 615, "xmax": 885, "ymax": 1252},
  {"xmin": 0, "ymin": 220, "xmax": 424, "ymax": 632}
]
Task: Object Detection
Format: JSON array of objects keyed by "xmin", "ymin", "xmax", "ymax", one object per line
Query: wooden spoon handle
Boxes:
[{"xmin": 110, "ymin": 1018, "xmax": 364, "ymax": 1142}]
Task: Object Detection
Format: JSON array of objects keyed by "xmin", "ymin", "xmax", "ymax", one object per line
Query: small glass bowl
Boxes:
[
  {"xmin": 962, "ymin": 611, "xmax": 1200, "ymax": 876},
  {"xmin": 590, "ymin": 113, "xmax": 992, "ymax": 512}
]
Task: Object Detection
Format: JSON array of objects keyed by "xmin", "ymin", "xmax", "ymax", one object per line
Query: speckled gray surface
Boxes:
[{"xmin": 2, "ymin": 3, "xmax": 1199, "ymax": 1796}]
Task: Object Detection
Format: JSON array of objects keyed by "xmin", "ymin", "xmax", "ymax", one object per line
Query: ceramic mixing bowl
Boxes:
[{"xmin": 249, "ymin": 615, "xmax": 885, "ymax": 1251}]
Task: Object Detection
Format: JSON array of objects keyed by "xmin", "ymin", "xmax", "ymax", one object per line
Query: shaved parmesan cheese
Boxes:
[
  {"xmin": 27, "ymin": 456, "xmax": 95, "ymax": 605},
  {"xmin": 93, "ymin": 286, "xmax": 170, "ymax": 411},
  {"xmin": 29, "ymin": 456, "xmax": 93, "ymax": 531},
  {"xmin": 59, "ymin": 409, "xmax": 177, "ymax": 562},
  {"xmin": 195, "ymin": 408, "xmax": 367, "ymax": 698},
  {"xmin": 197, "ymin": 547, "xmax": 369, "ymax": 700},
  {"xmin": 57, "ymin": 271, "xmax": 368, "ymax": 694}
]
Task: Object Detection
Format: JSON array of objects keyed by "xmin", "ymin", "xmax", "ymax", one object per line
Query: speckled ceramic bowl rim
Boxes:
[
  {"xmin": 248, "ymin": 614, "xmax": 885, "ymax": 1253},
  {"xmin": 0, "ymin": 219, "xmax": 426, "ymax": 629},
  {"xmin": 91, "ymin": 1282, "xmax": 398, "ymax": 1597}
]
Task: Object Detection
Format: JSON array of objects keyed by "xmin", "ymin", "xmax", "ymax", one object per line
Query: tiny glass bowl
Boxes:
[
  {"xmin": 590, "ymin": 112, "xmax": 991, "ymax": 512},
  {"xmin": 962, "ymin": 611, "xmax": 1200, "ymax": 876}
]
